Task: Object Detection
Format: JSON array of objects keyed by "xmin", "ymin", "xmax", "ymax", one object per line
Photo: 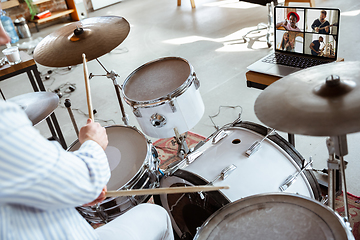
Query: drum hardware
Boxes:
[
  {"xmin": 64, "ymin": 99, "xmax": 79, "ymax": 136},
  {"xmin": 279, "ymin": 157, "xmax": 313, "ymax": 191},
  {"xmin": 171, "ymin": 128, "xmax": 190, "ymax": 160},
  {"xmin": 245, "ymin": 128, "xmax": 275, "ymax": 157},
  {"xmin": 169, "ymin": 100, "xmax": 177, "ymax": 112},
  {"xmin": 94, "ymin": 204, "xmax": 109, "ymax": 223},
  {"xmin": 198, "ymin": 164, "xmax": 237, "ymax": 199},
  {"xmin": 150, "ymin": 113, "xmax": 167, "ymax": 128},
  {"xmin": 7, "ymin": 92, "xmax": 59, "ymax": 126},
  {"xmin": 88, "ymin": 58, "xmax": 129, "ymax": 125},
  {"xmin": 186, "ymin": 130, "xmax": 229, "ymax": 165},
  {"xmin": 326, "ymin": 135, "xmax": 350, "ymax": 222}
]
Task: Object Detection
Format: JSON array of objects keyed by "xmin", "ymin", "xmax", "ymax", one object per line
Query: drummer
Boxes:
[{"xmin": 0, "ymin": 18, "xmax": 173, "ymax": 239}]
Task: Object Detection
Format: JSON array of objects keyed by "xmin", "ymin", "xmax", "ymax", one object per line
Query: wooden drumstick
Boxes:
[
  {"xmin": 105, "ymin": 185, "xmax": 229, "ymax": 197},
  {"xmin": 82, "ymin": 53, "xmax": 94, "ymax": 120}
]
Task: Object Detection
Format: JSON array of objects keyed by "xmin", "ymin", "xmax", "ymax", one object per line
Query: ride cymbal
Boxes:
[
  {"xmin": 254, "ymin": 61, "xmax": 360, "ymax": 136},
  {"xmin": 33, "ymin": 16, "xmax": 130, "ymax": 67},
  {"xmin": 8, "ymin": 92, "xmax": 59, "ymax": 125}
]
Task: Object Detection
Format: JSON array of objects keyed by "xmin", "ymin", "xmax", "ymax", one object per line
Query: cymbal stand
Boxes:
[
  {"xmin": 326, "ymin": 135, "xmax": 349, "ymax": 222},
  {"xmin": 171, "ymin": 127, "xmax": 189, "ymax": 159},
  {"xmin": 88, "ymin": 58, "xmax": 129, "ymax": 125}
]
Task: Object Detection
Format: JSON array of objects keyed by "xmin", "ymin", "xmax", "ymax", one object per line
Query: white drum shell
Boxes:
[
  {"xmin": 122, "ymin": 57, "xmax": 205, "ymax": 139},
  {"xmin": 133, "ymin": 82, "xmax": 204, "ymax": 138},
  {"xmin": 157, "ymin": 122, "xmax": 321, "ymax": 238},
  {"xmin": 182, "ymin": 127, "xmax": 314, "ymax": 201}
]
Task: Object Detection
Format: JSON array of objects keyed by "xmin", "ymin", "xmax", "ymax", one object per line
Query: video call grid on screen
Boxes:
[{"xmin": 274, "ymin": 6, "xmax": 340, "ymax": 59}]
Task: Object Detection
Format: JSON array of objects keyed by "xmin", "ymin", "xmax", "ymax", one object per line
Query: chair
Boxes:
[
  {"xmin": 177, "ymin": 0, "xmax": 196, "ymax": 8},
  {"xmin": 284, "ymin": 0, "xmax": 315, "ymax": 7}
]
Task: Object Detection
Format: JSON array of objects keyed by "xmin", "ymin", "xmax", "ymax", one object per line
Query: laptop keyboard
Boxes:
[{"xmin": 262, "ymin": 53, "xmax": 332, "ymax": 69}]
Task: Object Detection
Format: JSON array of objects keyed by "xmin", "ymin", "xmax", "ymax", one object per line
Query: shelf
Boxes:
[
  {"xmin": 32, "ymin": 0, "xmax": 51, "ymax": 4},
  {"xmin": 1, "ymin": 0, "xmax": 20, "ymax": 9},
  {"xmin": 31, "ymin": 9, "xmax": 75, "ymax": 24}
]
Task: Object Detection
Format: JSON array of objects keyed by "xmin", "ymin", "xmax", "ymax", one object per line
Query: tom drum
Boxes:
[
  {"xmin": 122, "ymin": 57, "xmax": 205, "ymax": 138},
  {"xmin": 194, "ymin": 193, "xmax": 354, "ymax": 240},
  {"xmin": 68, "ymin": 125, "xmax": 159, "ymax": 223}
]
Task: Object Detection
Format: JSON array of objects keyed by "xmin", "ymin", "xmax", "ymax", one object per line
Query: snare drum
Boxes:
[
  {"xmin": 154, "ymin": 121, "xmax": 321, "ymax": 239},
  {"xmin": 67, "ymin": 125, "xmax": 159, "ymax": 223},
  {"xmin": 122, "ymin": 57, "xmax": 205, "ymax": 138},
  {"xmin": 194, "ymin": 193, "xmax": 354, "ymax": 240}
]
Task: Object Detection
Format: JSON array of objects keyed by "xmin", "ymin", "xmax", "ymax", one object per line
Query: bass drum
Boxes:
[
  {"xmin": 154, "ymin": 121, "xmax": 321, "ymax": 239},
  {"xmin": 68, "ymin": 125, "xmax": 159, "ymax": 223},
  {"xmin": 194, "ymin": 193, "xmax": 354, "ymax": 240}
]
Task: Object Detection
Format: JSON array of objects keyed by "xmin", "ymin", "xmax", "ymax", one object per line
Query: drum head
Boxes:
[
  {"xmin": 195, "ymin": 193, "xmax": 351, "ymax": 240},
  {"xmin": 68, "ymin": 125, "xmax": 148, "ymax": 191},
  {"xmin": 124, "ymin": 57, "xmax": 191, "ymax": 101}
]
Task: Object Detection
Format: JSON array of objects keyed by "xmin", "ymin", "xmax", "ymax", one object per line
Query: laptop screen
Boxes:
[{"xmin": 274, "ymin": 6, "xmax": 340, "ymax": 60}]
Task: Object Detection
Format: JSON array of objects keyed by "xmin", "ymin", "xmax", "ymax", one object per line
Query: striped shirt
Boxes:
[{"xmin": 0, "ymin": 101, "xmax": 111, "ymax": 239}]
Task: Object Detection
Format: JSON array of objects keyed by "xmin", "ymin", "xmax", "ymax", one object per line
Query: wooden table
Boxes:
[{"xmin": 0, "ymin": 51, "xmax": 67, "ymax": 149}]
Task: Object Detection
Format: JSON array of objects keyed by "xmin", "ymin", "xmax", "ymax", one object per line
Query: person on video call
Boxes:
[
  {"xmin": 311, "ymin": 10, "xmax": 330, "ymax": 34},
  {"xmin": 0, "ymin": 4, "xmax": 174, "ymax": 240},
  {"xmin": 279, "ymin": 31, "xmax": 295, "ymax": 52},
  {"xmin": 276, "ymin": 12, "xmax": 301, "ymax": 32},
  {"xmin": 309, "ymin": 36, "xmax": 324, "ymax": 56}
]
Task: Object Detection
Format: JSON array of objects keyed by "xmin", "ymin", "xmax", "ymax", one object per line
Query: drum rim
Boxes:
[
  {"xmin": 193, "ymin": 193, "xmax": 352, "ymax": 240},
  {"xmin": 122, "ymin": 56, "xmax": 196, "ymax": 107}
]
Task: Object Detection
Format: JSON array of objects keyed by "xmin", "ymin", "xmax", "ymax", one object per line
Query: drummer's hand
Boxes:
[
  {"xmin": 79, "ymin": 118, "xmax": 108, "ymax": 150},
  {"xmin": 83, "ymin": 186, "xmax": 107, "ymax": 207}
]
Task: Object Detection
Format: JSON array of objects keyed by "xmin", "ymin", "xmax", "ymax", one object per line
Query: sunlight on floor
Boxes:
[
  {"xmin": 163, "ymin": 26, "xmax": 272, "ymax": 52},
  {"xmin": 341, "ymin": 9, "xmax": 360, "ymax": 17},
  {"xmin": 202, "ymin": 0, "xmax": 260, "ymax": 9}
]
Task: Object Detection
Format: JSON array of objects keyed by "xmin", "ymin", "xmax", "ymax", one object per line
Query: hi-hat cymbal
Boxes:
[
  {"xmin": 33, "ymin": 16, "xmax": 130, "ymax": 67},
  {"xmin": 254, "ymin": 61, "xmax": 360, "ymax": 136},
  {"xmin": 8, "ymin": 92, "xmax": 59, "ymax": 125}
]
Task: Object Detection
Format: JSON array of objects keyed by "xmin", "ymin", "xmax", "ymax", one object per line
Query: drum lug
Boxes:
[
  {"xmin": 94, "ymin": 204, "xmax": 109, "ymax": 223},
  {"xmin": 133, "ymin": 108, "xmax": 142, "ymax": 118},
  {"xmin": 169, "ymin": 100, "xmax": 177, "ymax": 113},
  {"xmin": 193, "ymin": 73, "xmax": 200, "ymax": 90},
  {"xmin": 150, "ymin": 113, "xmax": 167, "ymax": 128}
]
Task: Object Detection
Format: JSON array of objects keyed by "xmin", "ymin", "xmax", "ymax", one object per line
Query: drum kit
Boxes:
[{"xmin": 14, "ymin": 15, "xmax": 356, "ymax": 239}]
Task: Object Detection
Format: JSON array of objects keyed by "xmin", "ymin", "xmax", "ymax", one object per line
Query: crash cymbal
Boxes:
[
  {"xmin": 254, "ymin": 61, "xmax": 360, "ymax": 136},
  {"xmin": 8, "ymin": 92, "xmax": 59, "ymax": 125},
  {"xmin": 33, "ymin": 16, "xmax": 130, "ymax": 67}
]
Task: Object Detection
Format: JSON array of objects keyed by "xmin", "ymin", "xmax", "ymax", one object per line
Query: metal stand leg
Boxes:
[
  {"xmin": 327, "ymin": 135, "xmax": 350, "ymax": 222},
  {"xmin": 27, "ymin": 65, "xmax": 67, "ymax": 149},
  {"xmin": 89, "ymin": 59, "xmax": 129, "ymax": 125}
]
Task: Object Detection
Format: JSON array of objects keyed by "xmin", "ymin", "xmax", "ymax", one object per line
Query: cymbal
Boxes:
[
  {"xmin": 254, "ymin": 61, "xmax": 360, "ymax": 136},
  {"xmin": 33, "ymin": 16, "xmax": 130, "ymax": 67},
  {"xmin": 8, "ymin": 92, "xmax": 59, "ymax": 125}
]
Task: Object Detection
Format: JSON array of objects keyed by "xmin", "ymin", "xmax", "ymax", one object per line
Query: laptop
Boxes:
[{"xmin": 247, "ymin": 6, "xmax": 340, "ymax": 78}]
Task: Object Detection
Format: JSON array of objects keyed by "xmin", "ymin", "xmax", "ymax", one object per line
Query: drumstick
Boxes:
[
  {"xmin": 82, "ymin": 53, "xmax": 94, "ymax": 120},
  {"xmin": 105, "ymin": 185, "xmax": 229, "ymax": 197}
]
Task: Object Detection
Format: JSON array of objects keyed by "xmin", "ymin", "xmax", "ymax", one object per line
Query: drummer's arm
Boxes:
[{"xmin": 0, "ymin": 103, "xmax": 110, "ymax": 210}]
